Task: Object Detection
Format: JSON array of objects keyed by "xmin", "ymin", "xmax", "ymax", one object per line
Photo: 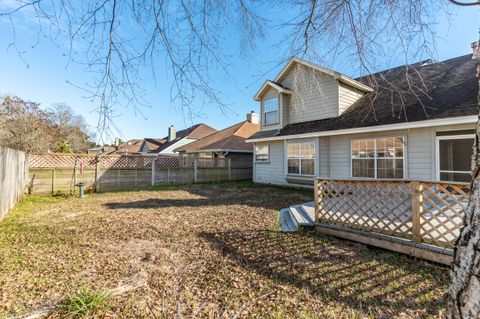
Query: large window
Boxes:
[
  {"xmin": 263, "ymin": 97, "xmax": 278, "ymax": 125},
  {"xmin": 255, "ymin": 145, "xmax": 269, "ymax": 162},
  {"xmin": 437, "ymin": 133, "xmax": 474, "ymax": 182},
  {"xmin": 288, "ymin": 143, "xmax": 315, "ymax": 175},
  {"xmin": 351, "ymin": 137, "xmax": 404, "ymax": 179}
]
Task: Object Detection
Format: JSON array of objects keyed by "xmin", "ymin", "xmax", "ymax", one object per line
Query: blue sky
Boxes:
[{"xmin": 0, "ymin": 2, "xmax": 478, "ymax": 144}]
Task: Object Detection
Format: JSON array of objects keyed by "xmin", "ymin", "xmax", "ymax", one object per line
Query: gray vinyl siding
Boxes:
[
  {"xmin": 253, "ymin": 141, "xmax": 287, "ymax": 185},
  {"xmin": 253, "ymin": 124, "xmax": 475, "ymax": 186},
  {"xmin": 280, "ymin": 64, "xmax": 339, "ymax": 124},
  {"xmin": 329, "ymin": 135, "xmax": 351, "ymax": 178},
  {"xmin": 338, "ymin": 82, "xmax": 365, "ymax": 114},
  {"xmin": 318, "ymin": 136, "xmax": 330, "ymax": 178},
  {"xmin": 407, "ymin": 128, "xmax": 435, "ymax": 180}
]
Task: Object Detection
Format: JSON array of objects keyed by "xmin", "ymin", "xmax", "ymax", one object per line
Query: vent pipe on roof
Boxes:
[
  {"xmin": 247, "ymin": 111, "xmax": 259, "ymax": 124},
  {"xmin": 168, "ymin": 125, "xmax": 176, "ymax": 142}
]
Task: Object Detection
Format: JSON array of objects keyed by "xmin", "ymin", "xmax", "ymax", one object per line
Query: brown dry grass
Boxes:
[{"xmin": 0, "ymin": 182, "xmax": 449, "ymax": 318}]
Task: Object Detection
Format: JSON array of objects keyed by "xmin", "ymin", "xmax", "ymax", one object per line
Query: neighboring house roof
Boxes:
[
  {"xmin": 114, "ymin": 139, "xmax": 143, "ymax": 154},
  {"xmin": 175, "ymin": 121, "xmax": 260, "ymax": 153},
  {"xmin": 143, "ymin": 138, "xmax": 166, "ymax": 151},
  {"xmin": 249, "ymin": 54, "xmax": 477, "ymax": 141},
  {"xmin": 151, "ymin": 123, "xmax": 216, "ymax": 153}
]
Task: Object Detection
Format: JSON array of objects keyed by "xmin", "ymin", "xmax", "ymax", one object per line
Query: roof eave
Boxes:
[
  {"xmin": 187, "ymin": 149, "xmax": 253, "ymax": 153},
  {"xmin": 253, "ymin": 80, "xmax": 293, "ymax": 101},
  {"xmin": 274, "ymin": 57, "xmax": 373, "ymax": 93},
  {"xmin": 246, "ymin": 115, "xmax": 477, "ymax": 143}
]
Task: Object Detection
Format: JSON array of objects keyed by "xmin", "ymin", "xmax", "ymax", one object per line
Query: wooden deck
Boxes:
[
  {"xmin": 280, "ymin": 178, "xmax": 470, "ymax": 265},
  {"xmin": 313, "ymin": 178, "xmax": 470, "ymax": 265}
]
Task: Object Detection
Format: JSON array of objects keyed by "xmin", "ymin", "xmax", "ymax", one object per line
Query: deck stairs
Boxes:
[{"xmin": 279, "ymin": 201, "xmax": 316, "ymax": 232}]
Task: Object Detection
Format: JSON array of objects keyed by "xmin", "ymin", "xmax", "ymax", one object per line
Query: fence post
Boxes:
[
  {"xmin": 51, "ymin": 168, "xmax": 55, "ymax": 195},
  {"xmin": 411, "ymin": 181, "xmax": 422, "ymax": 242},
  {"xmin": 228, "ymin": 158, "xmax": 231, "ymax": 181},
  {"xmin": 95, "ymin": 158, "xmax": 101, "ymax": 193},
  {"xmin": 151, "ymin": 158, "xmax": 156, "ymax": 186},
  {"xmin": 193, "ymin": 158, "xmax": 198, "ymax": 183}
]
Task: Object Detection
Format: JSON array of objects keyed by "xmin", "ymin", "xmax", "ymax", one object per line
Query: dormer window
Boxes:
[{"xmin": 264, "ymin": 97, "xmax": 279, "ymax": 126}]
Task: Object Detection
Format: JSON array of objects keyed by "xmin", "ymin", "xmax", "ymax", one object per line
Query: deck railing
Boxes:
[{"xmin": 314, "ymin": 178, "xmax": 470, "ymax": 249}]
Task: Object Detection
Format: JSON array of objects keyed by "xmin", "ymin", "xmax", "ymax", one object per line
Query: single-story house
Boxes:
[
  {"xmin": 174, "ymin": 112, "xmax": 260, "ymax": 161},
  {"xmin": 246, "ymin": 54, "xmax": 476, "ymax": 187}
]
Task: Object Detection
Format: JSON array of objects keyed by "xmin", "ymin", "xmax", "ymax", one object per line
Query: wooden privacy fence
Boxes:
[
  {"xmin": 314, "ymin": 178, "xmax": 469, "ymax": 249},
  {"xmin": 0, "ymin": 147, "xmax": 27, "ymax": 220},
  {"xmin": 28, "ymin": 153, "xmax": 252, "ymax": 194}
]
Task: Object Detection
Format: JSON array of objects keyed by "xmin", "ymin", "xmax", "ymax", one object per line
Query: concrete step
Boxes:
[
  {"xmin": 297, "ymin": 202, "xmax": 316, "ymax": 224},
  {"xmin": 290, "ymin": 205, "xmax": 314, "ymax": 226},
  {"xmin": 279, "ymin": 208, "xmax": 298, "ymax": 232}
]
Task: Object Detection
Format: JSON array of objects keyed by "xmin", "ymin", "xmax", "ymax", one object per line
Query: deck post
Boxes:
[
  {"xmin": 411, "ymin": 181, "xmax": 422, "ymax": 242},
  {"xmin": 314, "ymin": 178, "xmax": 321, "ymax": 222}
]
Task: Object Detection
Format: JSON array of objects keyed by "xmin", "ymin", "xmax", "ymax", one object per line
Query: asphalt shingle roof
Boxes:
[
  {"xmin": 249, "ymin": 54, "xmax": 477, "ymax": 140},
  {"xmin": 175, "ymin": 121, "xmax": 259, "ymax": 153}
]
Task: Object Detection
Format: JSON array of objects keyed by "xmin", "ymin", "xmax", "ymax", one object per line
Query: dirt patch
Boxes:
[{"xmin": 0, "ymin": 182, "xmax": 449, "ymax": 318}]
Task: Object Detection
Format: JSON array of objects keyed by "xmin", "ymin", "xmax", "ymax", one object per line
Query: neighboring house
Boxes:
[
  {"xmin": 113, "ymin": 139, "xmax": 143, "ymax": 155},
  {"xmin": 140, "ymin": 123, "xmax": 217, "ymax": 156},
  {"xmin": 246, "ymin": 55, "xmax": 477, "ymax": 187},
  {"xmin": 175, "ymin": 112, "xmax": 260, "ymax": 160}
]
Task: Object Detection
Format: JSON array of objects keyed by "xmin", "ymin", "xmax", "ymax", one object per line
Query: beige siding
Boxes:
[
  {"xmin": 253, "ymin": 141, "xmax": 287, "ymax": 185},
  {"xmin": 338, "ymin": 82, "xmax": 365, "ymax": 114},
  {"xmin": 280, "ymin": 64, "xmax": 339, "ymax": 124},
  {"xmin": 260, "ymin": 87, "xmax": 282, "ymax": 131}
]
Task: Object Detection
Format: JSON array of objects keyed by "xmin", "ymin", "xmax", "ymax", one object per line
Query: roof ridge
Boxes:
[{"xmin": 355, "ymin": 53, "xmax": 472, "ymax": 80}]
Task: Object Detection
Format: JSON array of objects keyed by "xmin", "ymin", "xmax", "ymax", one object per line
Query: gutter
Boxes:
[
  {"xmin": 186, "ymin": 149, "xmax": 253, "ymax": 154},
  {"xmin": 246, "ymin": 115, "xmax": 477, "ymax": 143}
]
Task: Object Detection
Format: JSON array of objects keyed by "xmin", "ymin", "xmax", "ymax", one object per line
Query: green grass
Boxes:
[{"xmin": 60, "ymin": 287, "xmax": 111, "ymax": 318}]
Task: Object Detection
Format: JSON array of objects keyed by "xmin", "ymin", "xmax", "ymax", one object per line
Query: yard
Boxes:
[{"xmin": 0, "ymin": 182, "xmax": 449, "ymax": 318}]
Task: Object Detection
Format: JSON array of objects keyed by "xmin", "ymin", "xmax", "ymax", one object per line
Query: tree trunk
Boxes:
[{"xmin": 446, "ymin": 43, "xmax": 480, "ymax": 318}]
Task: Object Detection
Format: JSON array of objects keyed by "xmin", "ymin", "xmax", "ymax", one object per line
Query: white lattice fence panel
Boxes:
[
  {"xmin": 419, "ymin": 182, "xmax": 469, "ymax": 248},
  {"xmin": 318, "ymin": 180, "xmax": 413, "ymax": 239}
]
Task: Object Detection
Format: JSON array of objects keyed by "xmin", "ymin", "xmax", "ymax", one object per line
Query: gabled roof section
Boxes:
[
  {"xmin": 114, "ymin": 139, "xmax": 143, "ymax": 154},
  {"xmin": 254, "ymin": 80, "xmax": 293, "ymax": 101},
  {"xmin": 151, "ymin": 123, "xmax": 216, "ymax": 153},
  {"xmin": 175, "ymin": 121, "xmax": 260, "ymax": 153},
  {"xmin": 275, "ymin": 57, "xmax": 373, "ymax": 93},
  {"xmin": 248, "ymin": 54, "xmax": 477, "ymax": 141}
]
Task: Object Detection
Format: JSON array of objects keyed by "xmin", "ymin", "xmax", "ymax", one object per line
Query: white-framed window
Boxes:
[
  {"xmin": 436, "ymin": 132, "xmax": 474, "ymax": 183},
  {"xmin": 255, "ymin": 145, "xmax": 269, "ymax": 162},
  {"xmin": 287, "ymin": 143, "xmax": 315, "ymax": 175},
  {"xmin": 351, "ymin": 137, "xmax": 404, "ymax": 179},
  {"xmin": 263, "ymin": 97, "xmax": 279, "ymax": 126}
]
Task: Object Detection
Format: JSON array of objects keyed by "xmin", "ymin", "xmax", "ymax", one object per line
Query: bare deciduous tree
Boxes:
[
  {"xmin": 1, "ymin": 0, "xmax": 479, "ymax": 316},
  {"xmin": 0, "ymin": 95, "xmax": 94, "ymax": 152}
]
